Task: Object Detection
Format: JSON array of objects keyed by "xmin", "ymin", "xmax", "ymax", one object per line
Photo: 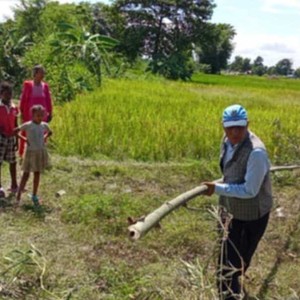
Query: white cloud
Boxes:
[
  {"xmin": 232, "ymin": 32, "xmax": 300, "ymax": 67},
  {"xmin": 261, "ymin": 0, "xmax": 300, "ymax": 13},
  {"xmin": 211, "ymin": 1, "xmax": 300, "ymax": 68},
  {"xmin": 260, "ymin": 43, "xmax": 295, "ymax": 54},
  {"xmin": 0, "ymin": 0, "xmax": 19, "ymax": 20}
]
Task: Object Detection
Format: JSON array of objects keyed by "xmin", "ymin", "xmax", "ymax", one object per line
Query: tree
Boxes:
[
  {"xmin": 229, "ymin": 56, "xmax": 251, "ymax": 73},
  {"xmin": 0, "ymin": 24, "xmax": 30, "ymax": 87},
  {"xmin": 229, "ymin": 56, "xmax": 243, "ymax": 72},
  {"xmin": 114, "ymin": 0, "xmax": 215, "ymax": 80},
  {"xmin": 242, "ymin": 58, "xmax": 251, "ymax": 73},
  {"xmin": 50, "ymin": 22, "xmax": 118, "ymax": 86},
  {"xmin": 275, "ymin": 58, "xmax": 293, "ymax": 76},
  {"xmin": 252, "ymin": 56, "xmax": 266, "ymax": 76},
  {"xmin": 267, "ymin": 66, "xmax": 276, "ymax": 75},
  {"xmin": 294, "ymin": 67, "xmax": 300, "ymax": 78},
  {"xmin": 89, "ymin": 3, "xmax": 114, "ymax": 36},
  {"xmin": 12, "ymin": 0, "xmax": 48, "ymax": 42},
  {"xmin": 197, "ymin": 23, "xmax": 235, "ymax": 74}
]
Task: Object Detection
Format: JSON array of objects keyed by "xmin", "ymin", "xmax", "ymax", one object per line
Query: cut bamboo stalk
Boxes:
[
  {"xmin": 270, "ymin": 165, "xmax": 300, "ymax": 172},
  {"xmin": 128, "ymin": 165, "xmax": 300, "ymax": 241}
]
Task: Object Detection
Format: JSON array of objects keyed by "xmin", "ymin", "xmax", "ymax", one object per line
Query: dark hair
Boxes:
[
  {"xmin": 32, "ymin": 64, "xmax": 45, "ymax": 77},
  {"xmin": 31, "ymin": 104, "xmax": 45, "ymax": 115},
  {"xmin": 0, "ymin": 81, "xmax": 13, "ymax": 94}
]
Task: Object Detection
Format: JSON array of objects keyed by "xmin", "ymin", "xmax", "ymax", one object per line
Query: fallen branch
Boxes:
[{"xmin": 128, "ymin": 165, "xmax": 300, "ymax": 241}]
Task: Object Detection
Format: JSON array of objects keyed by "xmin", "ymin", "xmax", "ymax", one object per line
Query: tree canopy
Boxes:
[
  {"xmin": 197, "ymin": 23, "xmax": 235, "ymax": 74},
  {"xmin": 3, "ymin": 0, "xmax": 296, "ymax": 102},
  {"xmin": 275, "ymin": 58, "xmax": 293, "ymax": 76},
  {"xmin": 113, "ymin": 0, "xmax": 216, "ymax": 79}
]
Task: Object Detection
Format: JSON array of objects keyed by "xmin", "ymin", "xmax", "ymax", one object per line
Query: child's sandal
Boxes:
[{"xmin": 31, "ymin": 195, "xmax": 40, "ymax": 206}]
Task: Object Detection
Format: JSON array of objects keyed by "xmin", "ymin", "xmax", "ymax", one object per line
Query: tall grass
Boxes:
[{"xmin": 52, "ymin": 75, "xmax": 300, "ymax": 163}]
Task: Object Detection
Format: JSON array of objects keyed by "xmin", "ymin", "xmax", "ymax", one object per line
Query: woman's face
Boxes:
[{"xmin": 34, "ymin": 69, "xmax": 45, "ymax": 83}]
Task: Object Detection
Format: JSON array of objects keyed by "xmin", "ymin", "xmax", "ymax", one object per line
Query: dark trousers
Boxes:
[{"xmin": 217, "ymin": 213, "xmax": 270, "ymax": 300}]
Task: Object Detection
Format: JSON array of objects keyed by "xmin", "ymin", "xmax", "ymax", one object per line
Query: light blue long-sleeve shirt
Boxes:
[{"xmin": 215, "ymin": 141, "xmax": 270, "ymax": 199}]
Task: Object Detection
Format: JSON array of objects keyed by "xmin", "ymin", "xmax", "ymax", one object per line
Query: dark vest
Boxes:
[{"xmin": 219, "ymin": 131, "xmax": 273, "ymax": 221}]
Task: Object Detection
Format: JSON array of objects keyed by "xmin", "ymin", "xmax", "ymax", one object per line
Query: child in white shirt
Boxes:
[{"xmin": 15, "ymin": 105, "xmax": 52, "ymax": 205}]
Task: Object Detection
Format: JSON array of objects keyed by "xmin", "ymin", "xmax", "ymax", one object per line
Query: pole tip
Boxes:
[{"xmin": 128, "ymin": 226, "xmax": 141, "ymax": 241}]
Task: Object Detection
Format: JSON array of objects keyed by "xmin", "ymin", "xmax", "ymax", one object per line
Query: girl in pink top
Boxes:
[{"xmin": 19, "ymin": 65, "xmax": 53, "ymax": 157}]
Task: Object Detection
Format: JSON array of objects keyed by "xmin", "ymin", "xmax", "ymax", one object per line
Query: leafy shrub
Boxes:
[
  {"xmin": 195, "ymin": 63, "xmax": 212, "ymax": 74},
  {"xmin": 147, "ymin": 52, "xmax": 194, "ymax": 81}
]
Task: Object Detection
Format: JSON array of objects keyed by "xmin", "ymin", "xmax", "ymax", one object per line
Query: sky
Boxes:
[
  {"xmin": 0, "ymin": 0, "xmax": 299, "ymax": 68},
  {"xmin": 211, "ymin": 0, "xmax": 300, "ymax": 67}
]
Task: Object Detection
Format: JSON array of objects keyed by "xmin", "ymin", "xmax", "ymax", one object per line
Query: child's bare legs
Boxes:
[
  {"xmin": 33, "ymin": 172, "xmax": 40, "ymax": 198},
  {"xmin": 9, "ymin": 162, "xmax": 18, "ymax": 191},
  {"xmin": 0, "ymin": 164, "xmax": 4, "ymax": 197},
  {"xmin": 16, "ymin": 172, "xmax": 30, "ymax": 203}
]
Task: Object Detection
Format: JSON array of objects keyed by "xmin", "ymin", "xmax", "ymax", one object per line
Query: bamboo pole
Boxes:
[{"xmin": 128, "ymin": 165, "xmax": 300, "ymax": 241}]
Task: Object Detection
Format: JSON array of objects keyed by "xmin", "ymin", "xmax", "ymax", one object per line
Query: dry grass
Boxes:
[{"xmin": 0, "ymin": 156, "xmax": 299, "ymax": 299}]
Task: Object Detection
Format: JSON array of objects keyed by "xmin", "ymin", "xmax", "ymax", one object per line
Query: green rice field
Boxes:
[{"xmin": 53, "ymin": 74, "xmax": 300, "ymax": 164}]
